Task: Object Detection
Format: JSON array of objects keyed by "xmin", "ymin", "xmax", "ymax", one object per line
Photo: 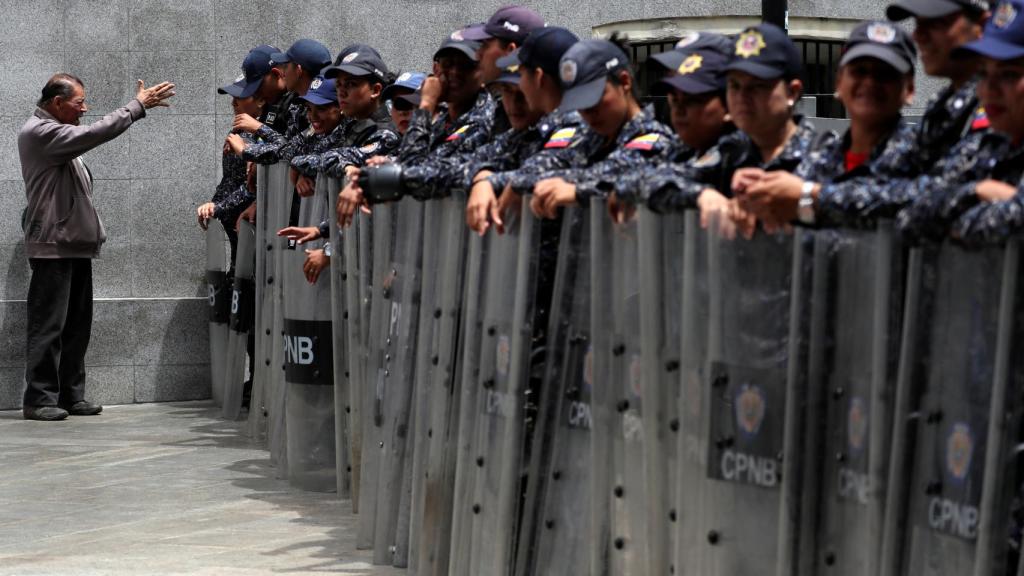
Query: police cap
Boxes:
[
  {"xmin": 435, "ymin": 27, "xmax": 483, "ymax": 62},
  {"xmin": 887, "ymin": 0, "xmax": 989, "ymax": 21},
  {"xmin": 218, "ymin": 44, "xmax": 279, "ymax": 97},
  {"xmin": 558, "ymin": 39, "xmax": 631, "ymax": 111},
  {"xmin": 650, "ymin": 32, "xmax": 733, "ymax": 73},
  {"xmin": 382, "ymin": 71, "xmax": 427, "ymax": 102},
  {"xmin": 955, "ymin": 0, "xmax": 1024, "ymax": 60},
  {"xmin": 840, "ymin": 21, "xmax": 917, "ymax": 74},
  {"xmin": 298, "ymin": 76, "xmax": 338, "ymax": 106},
  {"xmin": 656, "ymin": 48, "xmax": 731, "ymax": 96},
  {"xmin": 322, "ymin": 43, "xmax": 390, "ymax": 84},
  {"xmin": 497, "ymin": 26, "xmax": 580, "ymax": 78},
  {"xmin": 462, "ymin": 5, "xmax": 545, "ymax": 44},
  {"xmin": 270, "ymin": 39, "xmax": 332, "ymax": 76},
  {"xmin": 726, "ymin": 24, "xmax": 802, "ymax": 80}
]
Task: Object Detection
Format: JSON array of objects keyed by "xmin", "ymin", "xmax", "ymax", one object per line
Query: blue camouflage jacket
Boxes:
[
  {"xmin": 241, "ymin": 93, "xmax": 311, "ymax": 165},
  {"xmin": 291, "ymin": 107, "xmax": 401, "ymax": 178},
  {"xmin": 484, "ymin": 109, "xmax": 588, "ymax": 197},
  {"xmin": 646, "ymin": 117, "xmax": 818, "ymax": 213},
  {"xmin": 945, "ymin": 142, "xmax": 1024, "ymax": 247},
  {"xmin": 213, "ymin": 131, "xmax": 258, "ymax": 231}
]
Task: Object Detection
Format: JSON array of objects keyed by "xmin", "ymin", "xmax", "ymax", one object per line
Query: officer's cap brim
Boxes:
[
  {"xmin": 886, "ymin": 0, "xmax": 965, "ymax": 21},
  {"xmin": 560, "ymin": 76, "xmax": 608, "ymax": 112},
  {"xmin": 217, "ymin": 78, "xmax": 262, "ymax": 98},
  {"xmin": 650, "ymin": 50, "xmax": 685, "ymax": 71},
  {"xmin": 461, "ymin": 24, "xmax": 492, "ymax": 41},
  {"xmin": 840, "ymin": 44, "xmax": 913, "ymax": 74},
  {"xmin": 657, "ymin": 74, "xmax": 720, "ymax": 97},
  {"xmin": 434, "ymin": 44, "xmax": 480, "ymax": 62},
  {"xmin": 726, "ymin": 60, "xmax": 786, "ymax": 80},
  {"xmin": 396, "ymin": 93, "xmax": 422, "ymax": 106},
  {"xmin": 488, "ymin": 72, "xmax": 521, "ymax": 86},
  {"xmin": 299, "ymin": 93, "xmax": 338, "ymax": 106},
  {"xmin": 496, "ymin": 51, "xmax": 521, "ymax": 70},
  {"xmin": 269, "ymin": 51, "xmax": 291, "ymax": 64},
  {"xmin": 955, "ymin": 36, "xmax": 1024, "ymax": 61}
]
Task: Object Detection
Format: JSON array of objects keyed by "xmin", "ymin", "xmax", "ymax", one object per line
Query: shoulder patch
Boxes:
[
  {"xmin": 624, "ymin": 133, "xmax": 661, "ymax": 151},
  {"xmin": 445, "ymin": 125, "xmax": 470, "ymax": 142},
  {"xmin": 971, "ymin": 107, "xmax": 990, "ymax": 132},
  {"xmin": 692, "ymin": 148, "xmax": 721, "ymax": 168},
  {"xmin": 544, "ymin": 127, "xmax": 578, "ymax": 149}
]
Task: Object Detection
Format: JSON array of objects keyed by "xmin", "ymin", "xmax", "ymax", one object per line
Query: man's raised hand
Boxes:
[{"xmin": 135, "ymin": 80, "xmax": 176, "ymax": 109}]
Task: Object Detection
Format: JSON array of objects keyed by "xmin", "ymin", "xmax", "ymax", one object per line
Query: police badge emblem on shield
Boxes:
[
  {"xmin": 735, "ymin": 383, "xmax": 766, "ymax": 439},
  {"xmin": 946, "ymin": 422, "xmax": 974, "ymax": 483},
  {"xmin": 847, "ymin": 397, "xmax": 868, "ymax": 454}
]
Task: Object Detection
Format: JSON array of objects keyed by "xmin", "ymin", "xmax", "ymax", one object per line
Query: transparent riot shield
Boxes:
[
  {"xmin": 327, "ymin": 175, "xmax": 351, "ymax": 499},
  {"xmin": 461, "ymin": 195, "xmax": 542, "ymax": 575},
  {"xmin": 358, "ymin": 201, "xmax": 395, "ymax": 549},
  {"xmin": 343, "ymin": 201, "xmax": 370, "ymax": 511},
  {"xmin": 518, "ymin": 206, "xmax": 594, "ymax": 576},
  {"xmin": 247, "ymin": 164, "xmax": 270, "ymax": 442},
  {"xmin": 897, "ymin": 240, "xmax": 1023, "ymax": 576},
  {"xmin": 266, "ymin": 162, "xmax": 293, "ymax": 473},
  {"xmin": 674, "ymin": 211, "xmax": 809, "ymax": 576},
  {"xmin": 222, "ymin": 221, "xmax": 255, "ymax": 420},
  {"xmin": 206, "ymin": 226, "xmax": 231, "ymax": 407},
  {"xmin": 282, "ymin": 174, "xmax": 336, "ymax": 492},
  {"xmin": 369, "ymin": 197, "xmax": 424, "ymax": 566},
  {"xmin": 807, "ymin": 224, "xmax": 903, "ymax": 576},
  {"xmin": 413, "ymin": 196, "xmax": 470, "ymax": 576}
]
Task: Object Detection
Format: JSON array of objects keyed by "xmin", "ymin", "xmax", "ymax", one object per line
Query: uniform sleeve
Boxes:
[
  {"xmin": 644, "ymin": 162, "xmax": 709, "ymax": 213},
  {"xmin": 571, "ymin": 133, "xmax": 676, "ymax": 201},
  {"xmin": 213, "ymin": 184, "xmax": 254, "ymax": 222},
  {"xmin": 290, "ymin": 152, "xmax": 330, "ymax": 177},
  {"xmin": 952, "ymin": 194, "xmax": 1024, "ymax": 247},
  {"xmin": 325, "ymin": 128, "xmax": 403, "ymax": 178},
  {"xmin": 241, "ymin": 125, "xmax": 289, "ymax": 165},
  {"xmin": 397, "ymin": 108, "xmax": 435, "ymax": 163}
]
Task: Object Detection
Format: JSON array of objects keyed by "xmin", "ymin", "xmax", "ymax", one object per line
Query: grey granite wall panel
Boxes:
[
  {"xmin": 0, "ymin": 301, "xmax": 26, "ymax": 368},
  {"xmin": 0, "ymin": 51, "xmax": 65, "ymax": 117},
  {"xmin": 130, "ymin": 51, "xmax": 217, "ymax": 116},
  {"xmin": 86, "ymin": 301, "xmax": 135, "ymax": 367},
  {"xmin": 128, "ymin": 0, "xmax": 214, "ymax": 52},
  {"xmin": 67, "ymin": 0, "xmax": 130, "ymax": 52},
  {"xmin": 0, "ymin": 0, "xmax": 65, "ymax": 51},
  {"xmin": 69, "ymin": 53, "xmax": 133, "ymax": 117},
  {"xmin": 128, "ymin": 115, "xmax": 217, "ymax": 180},
  {"xmin": 213, "ymin": 0, "xmax": 285, "ymax": 53}
]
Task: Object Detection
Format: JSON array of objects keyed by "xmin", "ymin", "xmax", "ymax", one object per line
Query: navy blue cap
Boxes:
[
  {"xmin": 271, "ymin": 39, "xmax": 332, "ymax": 76},
  {"xmin": 322, "ymin": 43, "xmax": 389, "ymax": 83},
  {"xmin": 435, "ymin": 27, "xmax": 483, "ymax": 61},
  {"xmin": 840, "ymin": 21, "xmax": 917, "ymax": 74},
  {"xmin": 462, "ymin": 5, "xmax": 545, "ymax": 44},
  {"xmin": 651, "ymin": 32, "xmax": 733, "ymax": 72},
  {"xmin": 558, "ymin": 39, "xmax": 631, "ymax": 111},
  {"xmin": 497, "ymin": 26, "xmax": 580, "ymax": 78},
  {"xmin": 382, "ymin": 71, "xmax": 427, "ymax": 102},
  {"xmin": 298, "ymin": 76, "xmax": 338, "ymax": 106},
  {"xmin": 727, "ymin": 24, "xmax": 802, "ymax": 80},
  {"xmin": 218, "ymin": 44, "xmax": 279, "ymax": 97},
  {"xmin": 489, "ymin": 60, "xmax": 521, "ymax": 85},
  {"xmin": 887, "ymin": 0, "xmax": 989, "ymax": 21},
  {"xmin": 956, "ymin": 1, "xmax": 1024, "ymax": 60},
  {"xmin": 657, "ymin": 49, "xmax": 731, "ymax": 95}
]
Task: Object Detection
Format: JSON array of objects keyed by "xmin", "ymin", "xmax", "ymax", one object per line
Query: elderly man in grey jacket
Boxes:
[{"xmin": 18, "ymin": 74, "xmax": 175, "ymax": 421}]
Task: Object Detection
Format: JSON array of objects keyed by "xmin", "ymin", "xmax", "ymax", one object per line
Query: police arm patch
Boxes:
[
  {"xmin": 445, "ymin": 125, "xmax": 470, "ymax": 142},
  {"xmin": 544, "ymin": 127, "xmax": 577, "ymax": 149},
  {"xmin": 624, "ymin": 133, "xmax": 661, "ymax": 151}
]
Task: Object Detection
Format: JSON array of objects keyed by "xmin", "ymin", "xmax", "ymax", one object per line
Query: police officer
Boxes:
[
  {"xmin": 381, "ymin": 72, "xmax": 426, "ymax": 136},
  {"xmin": 642, "ymin": 24, "xmax": 816, "ymax": 237},
  {"xmin": 466, "ymin": 26, "xmax": 582, "ymax": 234},
  {"xmin": 529, "ymin": 39, "xmax": 676, "ymax": 219},
  {"xmin": 463, "ymin": 5, "xmax": 546, "ymax": 133},
  {"xmin": 737, "ymin": 21, "xmax": 919, "ymax": 229}
]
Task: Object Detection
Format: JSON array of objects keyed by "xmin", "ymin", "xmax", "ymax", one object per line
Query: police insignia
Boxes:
[
  {"xmin": 676, "ymin": 31, "xmax": 701, "ymax": 49},
  {"xmin": 735, "ymin": 384, "xmax": 766, "ymax": 438},
  {"xmin": 342, "ymin": 52, "xmax": 359, "ymax": 63},
  {"xmin": 736, "ymin": 30, "xmax": 767, "ymax": 59},
  {"xmin": 867, "ymin": 23, "xmax": 897, "ymax": 44},
  {"xmin": 847, "ymin": 397, "xmax": 868, "ymax": 454},
  {"xmin": 561, "ymin": 60, "xmax": 578, "ymax": 84},
  {"xmin": 234, "ymin": 73, "xmax": 246, "ymax": 83},
  {"xmin": 624, "ymin": 133, "xmax": 661, "ymax": 151},
  {"xmin": 544, "ymin": 127, "xmax": 577, "ymax": 148},
  {"xmin": 677, "ymin": 53, "xmax": 703, "ymax": 75},
  {"xmin": 693, "ymin": 148, "xmax": 721, "ymax": 168},
  {"xmin": 995, "ymin": 2, "xmax": 1018, "ymax": 28},
  {"xmin": 505, "ymin": 64, "xmax": 520, "ymax": 73},
  {"xmin": 310, "ymin": 78, "xmax": 323, "ymax": 90},
  {"xmin": 397, "ymin": 72, "xmax": 412, "ymax": 82},
  {"xmin": 359, "ymin": 142, "xmax": 380, "ymax": 154},
  {"xmin": 496, "ymin": 334, "xmax": 511, "ymax": 377},
  {"xmin": 971, "ymin": 107, "xmax": 991, "ymax": 131},
  {"xmin": 445, "ymin": 124, "xmax": 470, "ymax": 142},
  {"xmin": 945, "ymin": 422, "xmax": 974, "ymax": 482},
  {"xmin": 451, "ymin": 29, "xmax": 465, "ymax": 41}
]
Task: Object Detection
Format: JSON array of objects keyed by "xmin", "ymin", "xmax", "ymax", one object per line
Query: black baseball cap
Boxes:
[
  {"xmin": 727, "ymin": 24, "xmax": 802, "ymax": 80},
  {"xmin": 462, "ymin": 5, "xmax": 545, "ymax": 44},
  {"xmin": 650, "ymin": 32, "xmax": 733, "ymax": 72},
  {"xmin": 497, "ymin": 26, "xmax": 580, "ymax": 78},
  {"xmin": 558, "ymin": 39, "xmax": 631, "ymax": 111},
  {"xmin": 955, "ymin": 0, "xmax": 1024, "ymax": 60},
  {"xmin": 218, "ymin": 44, "xmax": 279, "ymax": 97},
  {"xmin": 435, "ymin": 27, "xmax": 483, "ymax": 61},
  {"xmin": 887, "ymin": 0, "xmax": 989, "ymax": 21},
  {"xmin": 270, "ymin": 39, "xmax": 332, "ymax": 75},
  {"xmin": 322, "ymin": 43, "xmax": 389, "ymax": 83},
  {"xmin": 840, "ymin": 21, "xmax": 918, "ymax": 74}
]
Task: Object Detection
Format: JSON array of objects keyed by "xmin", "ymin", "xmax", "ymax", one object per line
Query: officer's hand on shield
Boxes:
[
  {"xmin": 467, "ymin": 173, "xmax": 502, "ymax": 236},
  {"xmin": 236, "ymin": 203, "xmax": 256, "ymax": 231},
  {"xmin": 731, "ymin": 167, "xmax": 766, "ymax": 197},
  {"xmin": 225, "ymin": 134, "xmax": 246, "ymax": 157},
  {"xmin": 607, "ymin": 192, "xmax": 635, "ymax": 225},
  {"xmin": 135, "ymin": 80, "xmax": 176, "ymax": 109},
  {"xmin": 303, "ymin": 248, "xmax": 329, "ymax": 284},
  {"xmin": 975, "ymin": 179, "xmax": 1018, "ymax": 203},
  {"xmin": 277, "ymin": 226, "xmax": 321, "ymax": 244},
  {"xmin": 246, "ymin": 162, "xmax": 257, "ymax": 192},
  {"xmin": 697, "ymin": 188, "xmax": 730, "ymax": 230},
  {"xmin": 197, "ymin": 202, "xmax": 215, "ymax": 230},
  {"xmin": 727, "ymin": 199, "xmax": 758, "ymax": 240},
  {"xmin": 531, "ymin": 177, "xmax": 576, "ymax": 220},
  {"xmin": 296, "ymin": 174, "xmax": 316, "ymax": 197},
  {"xmin": 364, "ymin": 155, "xmax": 392, "ymax": 167},
  {"xmin": 493, "ymin": 185, "xmax": 521, "ymax": 235},
  {"xmin": 232, "ymin": 113, "xmax": 263, "ymax": 134},
  {"xmin": 740, "ymin": 170, "xmax": 804, "ymax": 232},
  {"xmin": 337, "ymin": 173, "xmax": 364, "ymax": 228}
]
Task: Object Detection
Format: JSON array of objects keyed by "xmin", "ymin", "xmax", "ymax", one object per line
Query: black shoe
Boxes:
[
  {"xmin": 60, "ymin": 401, "xmax": 103, "ymax": 416},
  {"xmin": 23, "ymin": 406, "xmax": 69, "ymax": 421}
]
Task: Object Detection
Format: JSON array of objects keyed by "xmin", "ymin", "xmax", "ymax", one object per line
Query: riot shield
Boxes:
[
  {"xmin": 247, "ymin": 163, "xmax": 270, "ymax": 442},
  {"xmin": 674, "ymin": 211, "xmax": 809, "ymax": 576},
  {"xmin": 370, "ymin": 197, "xmax": 424, "ymax": 565},
  {"xmin": 898, "ymin": 240, "xmax": 1023, "ymax": 576},
  {"xmin": 282, "ymin": 174, "xmax": 336, "ymax": 492},
  {"xmin": 206, "ymin": 226, "xmax": 231, "ymax": 407},
  {"xmin": 343, "ymin": 199, "xmax": 371, "ymax": 511},
  {"xmin": 222, "ymin": 221, "xmax": 255, "ymax": 420},
  {"xmin": 460, "ymin": 194, "xmax": 541, "ymax": 575},
  {"xmin": 518, "ymin": 206, "xmax": 594, "ymax": 576},
  {"xmin": 328, "ymin": 175, "xmax": 351, "ymax": 500},
  {"xmin": 266, "ymin": 162, "xmax": 293, "ymax": 473}
]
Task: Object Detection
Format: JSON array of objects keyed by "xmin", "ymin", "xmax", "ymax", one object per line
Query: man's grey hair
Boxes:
[{"xmin": 37, "ymin": 73, "xmax": 84, "ymax": 107}]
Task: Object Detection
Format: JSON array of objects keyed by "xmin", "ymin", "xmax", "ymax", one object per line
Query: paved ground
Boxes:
[{"xmin": 0, "ymin": 402, "xmax": 404, "ymax": 576}]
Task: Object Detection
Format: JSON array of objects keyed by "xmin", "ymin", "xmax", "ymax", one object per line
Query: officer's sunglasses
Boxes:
[{"xmin": 391, "ymin": 98, "xmax": 416, "ymax": 112}]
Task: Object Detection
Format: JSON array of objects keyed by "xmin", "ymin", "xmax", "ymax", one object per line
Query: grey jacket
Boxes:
[{"xmin": 18, "ymin": 99, "xmax": 146, "ymax": 258}]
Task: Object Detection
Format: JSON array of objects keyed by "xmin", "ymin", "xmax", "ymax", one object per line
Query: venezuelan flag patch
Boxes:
[
  {"xmin": 624, "ymin": 133, "xmax": 661, "ymax": 151},
  {"xmin": 544, "ymin": 127, "xmax": 577, "ymax": 148},
  {"xmin": 446, "ymin": 125, "xmax": 470, "ymax": 142},
  {"xmin": 971, "ymin": 107, "xmax": 990, "ymax": 131}
]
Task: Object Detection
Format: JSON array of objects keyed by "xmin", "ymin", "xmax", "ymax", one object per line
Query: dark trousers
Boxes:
[{"xmin": 24, "ymin": 258, "xmax": 93, "ymax": 408}]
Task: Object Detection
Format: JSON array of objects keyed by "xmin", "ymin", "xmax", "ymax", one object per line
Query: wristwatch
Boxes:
[
  {"xmin": 798, "ymin": 181, "xmax": 817, "ymax": 225},
  {"xmin": 323, "ymin": 241, "xmax": 332, "ymax": 258}
]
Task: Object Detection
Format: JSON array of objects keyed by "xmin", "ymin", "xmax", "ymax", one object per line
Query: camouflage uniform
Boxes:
[
  {"xmin": 485, "ymin": 109, "xmax": 588, "ymax": 197},
  {"xmin": 242, "ymin": 93, "xmax": 311, "ymax": 165},
  {"xmin": 213, "ymin": 131, "xmax": 258, "ymax": 233}
]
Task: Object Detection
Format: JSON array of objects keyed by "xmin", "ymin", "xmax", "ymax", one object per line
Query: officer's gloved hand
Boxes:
[{"xmin": 359, "ymin": 163, "xmax": 405, "ymax": 205}]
